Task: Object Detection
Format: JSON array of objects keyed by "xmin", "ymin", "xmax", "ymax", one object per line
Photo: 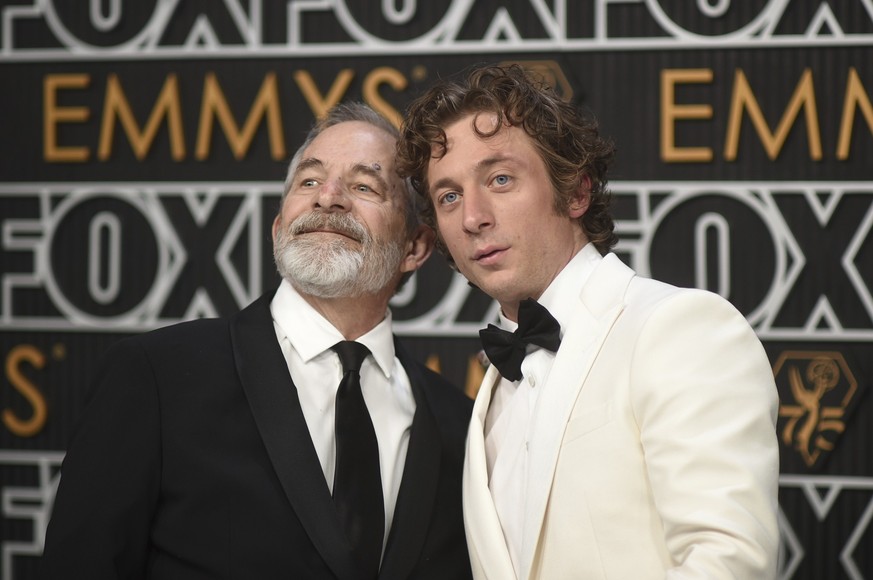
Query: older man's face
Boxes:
[{"xmin": 272, "ymin": 121, "xmax": 412, "ymax": 298}]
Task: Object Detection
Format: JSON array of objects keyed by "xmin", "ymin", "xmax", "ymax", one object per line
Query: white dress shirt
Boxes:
[
  {"xmin": 484, "ymin": 243, "xmax": 601, "ymax": 577},
  {"xmin": 269, "ymin": 279, "xmax": 417, "ymax": 552}
]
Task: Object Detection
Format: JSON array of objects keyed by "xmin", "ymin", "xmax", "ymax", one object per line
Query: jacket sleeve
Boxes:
[
  {"xmin": 631, "ymin": 289, "xmax": 780, "ymax": 579},
  {"xmin": 40, "ymin": 337, "xmax": 161, "ymax": 580}
]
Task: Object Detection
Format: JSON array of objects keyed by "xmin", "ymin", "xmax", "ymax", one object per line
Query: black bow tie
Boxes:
[{"xmin": 479, "ymin": 298, "xmax": 562, "ymax": 381}]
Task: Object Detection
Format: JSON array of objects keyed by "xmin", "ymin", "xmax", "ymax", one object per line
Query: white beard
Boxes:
[{"xmin": 274, "ymin": 211, "xmax": 406, "ymax": 298}]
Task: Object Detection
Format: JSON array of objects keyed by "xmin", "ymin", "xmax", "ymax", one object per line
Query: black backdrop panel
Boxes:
[{"xmin": 1, "ymin": 1, "xmax": 872, "ymax": 578}]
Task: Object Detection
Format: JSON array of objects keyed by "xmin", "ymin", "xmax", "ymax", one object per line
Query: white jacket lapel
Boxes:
[
  {"xmin": 519, "ymin": 254, "xmax": 635, "ymax": 579},
  {"xmin": 463, "ymin": 365, "xmax": 517, "ymax": 579}
]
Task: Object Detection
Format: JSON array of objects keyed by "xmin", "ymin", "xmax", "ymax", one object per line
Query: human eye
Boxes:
[
  {"xmin": 289, "ymin": 177, "xmax": 319, "ymax": 195},
  {"xmin": 351, "ymin": 182, "xmax": 387, "ymax": 201},
  {"xmin": 492, "ymin": 174, "xmax": 511, "ymax": 187},
  {"xmin": 437, "ymin": 191, "xmax": 460, "ymax": 206}
]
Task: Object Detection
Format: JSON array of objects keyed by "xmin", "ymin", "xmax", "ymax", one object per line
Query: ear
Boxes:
[
  {"xmin": 568, "ymin": 175, "xmax": 592, "ymax": 219},
  {"xmin": 399, "ymin": 224, "xmax": 436, "ymax": 274},
  {"xmin": 271, "ymin": 214, "xmax": 282, "ymax": 241}
]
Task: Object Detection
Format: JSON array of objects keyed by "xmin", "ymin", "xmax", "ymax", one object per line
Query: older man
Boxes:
[{"xmin": 41, "ymin": 103, "xmax": 473, "ymax": 580}]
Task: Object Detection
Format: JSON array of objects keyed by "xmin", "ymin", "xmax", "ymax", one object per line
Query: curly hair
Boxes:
[{"xmin": 396, "ymin": 64, "xmax": 617, "ymax": 264}]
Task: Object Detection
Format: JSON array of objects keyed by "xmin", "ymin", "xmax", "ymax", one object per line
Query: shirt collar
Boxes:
[
  {"xmin": 497, "ymin": 243, "xmax": 602, "ymax": 334},
  {"xmin": 270, "ymin": 279, "xmax": 396, "ymax": 379}
]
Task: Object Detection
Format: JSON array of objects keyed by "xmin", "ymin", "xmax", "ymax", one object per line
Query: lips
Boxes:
[
  {"xmin": 300, "ymin": 228, "xmax": 360, "ymax": 242},
  {"xmin": 290, "ymin": 212, "xmax": 368, "ymax": 244},
  {"xmin": 473, "ymin": 246, "xmax": 507, "ymax": 264}
]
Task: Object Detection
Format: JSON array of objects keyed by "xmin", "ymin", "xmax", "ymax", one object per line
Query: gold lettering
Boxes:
[
  {"xmin": 425, "ymin": 354, "xmax": 441, "ymax": 374},
  {"xmin": 196, "ymin": 72, "xmax": 286, "ymax": 160},
  {"xmin": 837, "ymin": 67, "xmax": 873, "ymax": 160},
  {"xmin": 294, "ymin": 69, "xmax": 355, "ymax": 120},
  {"xmin": 424, "ymin": 353, "xmax": 483, "ymax": 400},
  {"xmin": 44, "ymin": 74, "xmax": 91, "ymax": 162},
  {"xmin": 725, "ymin": 68, "xmax": 822, "ymax": 161},
  {"xmin": 660, "ymin": 69, "xmax": 714, "ymax": 162},
  {"xmin": 3, "ymin": 345, "xmax": 48, "ymax": 438},
  {"xmin": 465, "ymin": 355, "xmax": 486, "ymax": 400},
  {"xmin": 98, "ymin": 73, "xmax": 186, "ymax": 161},
  {"xmin": 363, "ymin": 67, "xmax": 406, "ymax": 128}
]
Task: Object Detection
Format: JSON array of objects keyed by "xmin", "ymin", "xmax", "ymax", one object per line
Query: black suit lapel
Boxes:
[
  {"xmin": 379, "ymin": 340, "xmax": 442, "ymax": 580},
  {"xmin": 229, "ymin": 294, "xmax": 358, "ymax": 580}
]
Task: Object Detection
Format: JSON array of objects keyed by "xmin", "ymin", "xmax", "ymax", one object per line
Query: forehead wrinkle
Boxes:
[{"xmin": 477, "ymin": 154, "xmax": 517, "ymax": 171}]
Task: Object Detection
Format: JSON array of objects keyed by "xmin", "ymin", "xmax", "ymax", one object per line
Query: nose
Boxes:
[
  {"xmin": 314, "ymin": 178, "xmax": 351, "ymax": 212},
  {"xmin": 462, "ymin": 188, "xmax": 493, "ymax": 233}
]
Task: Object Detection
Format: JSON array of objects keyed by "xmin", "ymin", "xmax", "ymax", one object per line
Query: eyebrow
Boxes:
[
  {"xmin": 351, "ymin": 162, "xmax": 390, "ymax": 193},
  {"xmin": 429, "ymin": 154, "xmax": 516, "ymax": 193},
  {"xmin": 294, "ymin": 157, "xmax": 323, "ymax": 177}
]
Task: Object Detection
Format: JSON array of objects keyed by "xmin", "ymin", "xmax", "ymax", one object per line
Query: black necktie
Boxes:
[
  {"xmin": 331, "ymin": 341, "xmax": 384, "ymax": 579},
  {"xmin": 479, "ymin": 298, "xmax": 562, "ymax": 381}
]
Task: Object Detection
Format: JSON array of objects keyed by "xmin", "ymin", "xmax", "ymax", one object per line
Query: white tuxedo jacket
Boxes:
[{"xmin": 463, "ymin": 254, "xmax": 780, "ymax": 580}]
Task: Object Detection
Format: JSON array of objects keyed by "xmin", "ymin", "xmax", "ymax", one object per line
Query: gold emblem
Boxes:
[{"xmin": 775, "ymin": 351, "xmax": 859, "ymax": 469}]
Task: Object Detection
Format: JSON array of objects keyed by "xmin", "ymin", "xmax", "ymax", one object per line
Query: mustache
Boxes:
[{"xmin": 287, "ymin": 211, "xmax": 369, "ymax": 243}]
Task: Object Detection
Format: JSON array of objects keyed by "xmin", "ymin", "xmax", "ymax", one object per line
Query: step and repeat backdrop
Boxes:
[{"xmin": 1, "ymin": 1, "xmax": 872, "ymax": 578}]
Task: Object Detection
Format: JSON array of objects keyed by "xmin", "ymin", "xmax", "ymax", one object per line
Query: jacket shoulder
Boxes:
[{"xmin": 420, "ymin": 367, "xmax": 472, "ymax": 443}]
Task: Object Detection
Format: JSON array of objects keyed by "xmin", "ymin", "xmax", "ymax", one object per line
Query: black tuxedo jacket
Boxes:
[{"xmin": 40, "ymin": 293, "xmax": 473, "ymax": 580}]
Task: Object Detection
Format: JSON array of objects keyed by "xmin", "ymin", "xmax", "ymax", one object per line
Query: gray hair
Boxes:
[{"xmin": 282, "ymin": 102, "xmax": 422, "ymax": 236}]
